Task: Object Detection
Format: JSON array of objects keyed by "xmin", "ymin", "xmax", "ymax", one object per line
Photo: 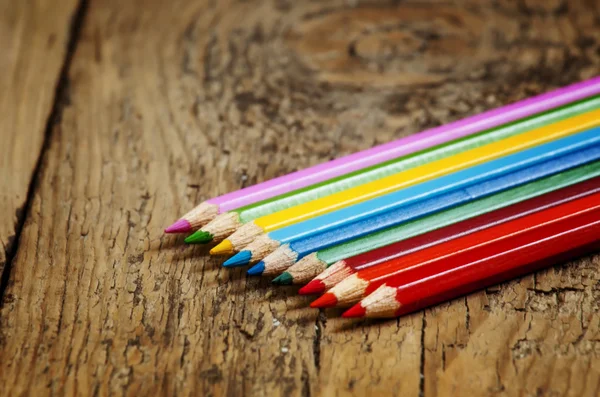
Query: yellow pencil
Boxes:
[{"xmin": 211, "ymin": 108, "xmax": 600, "ymax": 256}]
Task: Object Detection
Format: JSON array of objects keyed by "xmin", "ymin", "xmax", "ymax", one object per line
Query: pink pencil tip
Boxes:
[
  {"xmin": 164, "ymin": 219, "xmax": 192, "ymax": 234},
  {"xmin": 342, "ymin": 304, "xmax": 366, "ymax": 318}
]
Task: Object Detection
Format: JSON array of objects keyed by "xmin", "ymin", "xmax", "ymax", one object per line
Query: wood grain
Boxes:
[
  {"xmin": 1, "ymin": 0, "xmax": 600, "ymax": 396},
  {"xmin": 0, "ymin": 0, "xmax": 79, "ymax": 282}
]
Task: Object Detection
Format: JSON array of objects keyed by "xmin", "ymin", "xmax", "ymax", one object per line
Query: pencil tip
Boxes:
[
  {"xmin": 247, "ymin": 261, "xmax": 265, "ymax": 276},
  {"xmin": 223, "ymin": 251, "xmax": 252, "ymax": 267},
  {"xmin": 210, "ymin": 240, "xmax": 234, "ymax": 255},
  {"xmin": 310, "ymin": 292, "xmax": 337, "ymax": 308},
  {"xmin": 299, "ymin": 280, "xmax": 326, "ymax": 295},
  {"xmin": 184, "ymin": 230, "xmax": 213, "ymax": 244},
  {"xmin": 164, "ymin": 219, "xmax": 192, "ymax": 234},
  {"xmin": 272, "ymin": 272, "xmax": 293, "ymax": 285},
  {"xmin": 342, "ymin": 304, "xmax": 366, "ymax": 318}
]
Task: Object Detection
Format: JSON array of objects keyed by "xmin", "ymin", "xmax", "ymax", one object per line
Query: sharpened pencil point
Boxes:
[
  {"xmin": 342, "ymin": 304, "xmax": 366, "ymax": 318},
  {"xmin": 223, "ymin": 251, "xmax": 252, "ymax": 267},
  {"xmin": 247, "ymin": 261, "xmax": 265, "ymax": 276},
  {"xmin": 310, "ymin": 292, "xmax": 337, "ymax": 308},
  {"xmin": 184, "ymin": 230, "xmax": 213, "ymax": 244},
  {"xmin": 210, "ymin": 240, "xmax": 234, "ymax": 255},
  {"xmin": 164, "ymin": 219, "xmax": 192, "ymax": 234},
  {"xmin": 272, "ymin": 272, "xmax": 292, "ymax": 285},
  {"xmin": 299, "ymin": 280, "xmax": 326, "ymax": 295}
]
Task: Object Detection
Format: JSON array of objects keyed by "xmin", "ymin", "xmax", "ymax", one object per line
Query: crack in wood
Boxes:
[
  {"xmin": 419, "ymin": 312, "xmax": 426, "ymax": 397},
  {"xmin": 0, "ymin": 0, "xmax": 90, "ymax": 306}
]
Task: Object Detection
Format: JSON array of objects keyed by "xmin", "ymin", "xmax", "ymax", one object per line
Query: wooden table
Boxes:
[{"xmin": 1, "ymin": 0, "xmax": 599, "ymax": 395}]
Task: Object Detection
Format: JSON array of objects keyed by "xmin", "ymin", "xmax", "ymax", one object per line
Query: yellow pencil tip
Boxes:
[{"xmin": 210, "ymin": 239, "xmax": 234, "ymax": 255}]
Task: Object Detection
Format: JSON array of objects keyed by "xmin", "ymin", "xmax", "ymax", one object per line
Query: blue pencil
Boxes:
[
  {"xmin": 223, "ymin": 127, "xmax": 600, "ymax": 269},
  {"xmin": 248, "ymin": 140, "xmax": 600, "ymax": 276}
]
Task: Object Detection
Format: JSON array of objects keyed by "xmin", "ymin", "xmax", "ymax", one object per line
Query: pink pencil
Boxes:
[{"xmin": 166, "ymin": 77, "xmax": 600, "ymax": 233}]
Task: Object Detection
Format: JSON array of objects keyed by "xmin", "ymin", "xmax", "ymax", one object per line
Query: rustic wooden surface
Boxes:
[
  {"xmin": 1, "ymin": 0, "xmax": 599, "ymax": 396},
  {"xmin": 0, "ymin": 0, "xmax": 80, "ymax": 281}
]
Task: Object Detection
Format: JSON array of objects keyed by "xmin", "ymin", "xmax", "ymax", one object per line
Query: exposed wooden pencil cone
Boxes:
[
  {"xmin": 315, "ymin": 261, "xmax": 353, "ymax": 291},
  {"xmin": 261, "ymin": 245, "xmax": 299, "ymax": 276},
  {"xmin": 359, "ymin": 285, "xmax": 401, "ymax": 318},
  {"xmin": 326, "ymin": 274, "xmax": 370, "ymax": 307},
  {"xmin": 242, "ymin": 234, "xmax": 281, "ymax": 264},
  {"xmin": 285, "ymin": 253, "xmax": 327, "ymax": 285},
  {"xmin": 201, "ymin": 212, "xmax": 243, "ymax": 242},
  {"xmin": 179, "ymin": 202, "xmax": 219, "ymax": 230},
  {"xmin": 226, "ymin": 221, "xmax": 265, "ymax": 252}
]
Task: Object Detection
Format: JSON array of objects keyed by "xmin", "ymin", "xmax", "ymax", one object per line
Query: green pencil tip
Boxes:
[
  {"xmin": 184, "ymin": 230, "xmax": 213, "ymax": 244},
  {"xmin": 272, "ymin": 272, "xmax": 293, "ymax": 285}
]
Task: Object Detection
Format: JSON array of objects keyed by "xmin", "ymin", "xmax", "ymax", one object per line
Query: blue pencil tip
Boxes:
[
  {"xmin": 223, "ymin": 251, "xmax": 252, "ymax": 267},
  {"xmin": 247, "ymin": 261, "xmax": 265, "ymax": 276}
]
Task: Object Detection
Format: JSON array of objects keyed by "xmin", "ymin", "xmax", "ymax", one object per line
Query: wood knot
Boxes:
[{"xmin": 286, "ymin": 4, "xmax": 523, "ymax": 88}]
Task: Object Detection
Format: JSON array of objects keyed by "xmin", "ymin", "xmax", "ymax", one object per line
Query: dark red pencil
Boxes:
[
  {"xmin": 343, "ymin": 206, "xmax": 600, "ymax": 318},
  {"xmin": 300, "ymin": 176, "xmax": 600, "ymax": 294},
  {"xmin": 311, "ymin": 191, "xmax": 600, "ymax": 308}
]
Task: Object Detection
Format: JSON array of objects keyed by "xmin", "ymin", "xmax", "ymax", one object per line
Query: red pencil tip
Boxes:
[
  {"xmin": 310, "ymin": 292, "xmax": 338, "ymax": 308},
  {"xmin": 299, "ymin": 280, "xmax": 326, "ymax": 295},
  {"xmin": 165, "ymin": 219, "xmax": 192, "ymax": 234},
  {"xmin": 342, "ymin": 304, "xmax": 366, "ymax": 318}
]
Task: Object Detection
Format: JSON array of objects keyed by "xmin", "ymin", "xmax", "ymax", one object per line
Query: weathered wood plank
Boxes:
[
  {"xmin": 0, "ymin": 0, "xmax": 80, "ymax": 283},
  {"xmin": 1, "ymin": 0, "xmax": 599, "ymax": 396},
  {"xmin": 302, "ymin": 1, "xmax": 600, "ymax": 396}
]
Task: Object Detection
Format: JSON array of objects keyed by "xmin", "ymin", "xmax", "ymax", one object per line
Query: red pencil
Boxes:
[
  {"xmin": 301, "ymin": 177, "xmax": 600, "ymax": 295},
  {"xmin": 343, "ymin": 206, "xmax": 600, "ymax": 318},
  {"xmin": 311, "ymin": 191, "xmax": 600, "ymax": 308}
]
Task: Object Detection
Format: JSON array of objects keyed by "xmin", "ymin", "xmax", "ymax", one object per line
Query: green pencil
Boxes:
[
  {"xmin": 274, "ymin": 160, "xmax": 600, "ymax": 285},
  {"xmin": 185, "ymin": 96, "xmax": 600, "ymax": 245}
]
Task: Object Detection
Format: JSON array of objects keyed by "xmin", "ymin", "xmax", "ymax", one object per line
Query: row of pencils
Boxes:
[{"xmin": 166, "ymin": 77, "xmax": 600, "ymax": 319}]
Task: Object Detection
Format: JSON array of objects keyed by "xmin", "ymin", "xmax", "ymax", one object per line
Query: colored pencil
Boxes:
[
  {"xmin": 166, "ymin": 77, "xmax": 600, "ymax": 233},
  {"xmin": 250, "ymin": 139, "xmax": 600, "ymax": 277},
  {"xmin": 216, "ymin": 109, "xmax": 600, "ymax": 260},
  {"xmin": 240, "ymin": 126, "xmax": 600, "ymax": 268},
  {"xmin": 288, "ymin": 161, "xmax": 600, "ymax": 286},
  {"xmin": 185, "ymin": 96, "xmax": 600, "ymax": 244},
  {"xmin": 256, "ymin": 159, "xmax": 600, "ymax": 278},
  {"xmin": 278, "ymin": 133, "xmax": 600, "ymax": 284},
  {"xmin": 343, "ymin": 206, "xmax": 600, "ymax": 318},
  {"xmin": 312, "ymin": 192, "xmax": 600, "ymax": 308},
  {"xmin": 294, "ymin": 176, "xmax": 600, "ymax": 292}
]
